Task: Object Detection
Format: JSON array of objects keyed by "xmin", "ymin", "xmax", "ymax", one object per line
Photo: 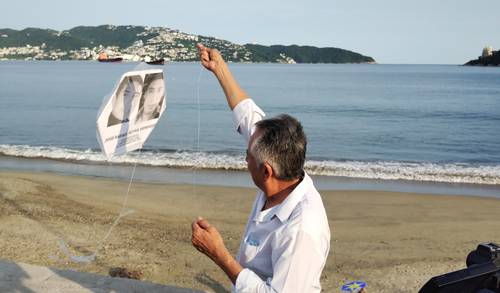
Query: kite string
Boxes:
[
  {"xmin": 61, "ymin": 63, "xmax": 162, "ymax": 262},
  {"xmin": 94, "ymin": 151, "xmax": 139, "ymax": 254},
  {"xmin": 58, "ymin": 150, "xmax": 139, "ymax": 263},
  {"xmin": 62, "ymin": 66, "xmax": 204, "ymax": 262},
  {"xmin": 192, "ymin": 68, "xmax": 203, "ymax": 195},
  {"xmin": 196, "ymin": 67, "xmax": 202, "ymax": 160},
  {"xmin": 192, "ymin": 65, "xmax": 227, "ymax": 194}
]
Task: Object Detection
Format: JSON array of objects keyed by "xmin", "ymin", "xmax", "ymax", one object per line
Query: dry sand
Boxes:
[{"xmin": 0, "ymin": 170, "xmax": 499, "ymax": 292}]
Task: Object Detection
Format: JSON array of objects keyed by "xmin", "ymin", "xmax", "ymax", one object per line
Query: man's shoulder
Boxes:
[{"xmin": 284, "ymin": 187, "xmax": 329, "ymax": 238}]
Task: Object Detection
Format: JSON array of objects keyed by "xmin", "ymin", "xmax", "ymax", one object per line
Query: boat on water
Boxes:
[
  {"xmin": 146, "ymin": 58, "xmax": 165, "ymax": 65},
  {"xmin": 143, "ymin": 56, "xmax": 164, "ymax": 65},
  {"xmin": 98, "ymin": 52, "xmax": 123, "ymax": 63}
]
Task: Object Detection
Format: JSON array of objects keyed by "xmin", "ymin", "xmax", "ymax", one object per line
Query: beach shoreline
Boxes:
[
  {"xmin": 2, "ymin": 155, "xmax": 500, "ymax": 199},
  {"xmin": 1, "ymin": 170, "xmax": 499, "ymax": 292}
]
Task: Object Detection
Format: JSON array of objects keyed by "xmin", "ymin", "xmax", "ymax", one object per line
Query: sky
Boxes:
[{"xmin": 1, "ymin": 0, "xmax": 499, "ymax": 64}]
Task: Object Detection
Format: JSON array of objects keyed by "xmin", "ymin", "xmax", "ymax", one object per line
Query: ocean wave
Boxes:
[
  {"xmin": 0, "ymin": 144, "xmax": 245, "ymax": 170},
  {"xmin": 306, "ymin": 161, "xmax": 500, "ymax": 185},
  {"xmin": 1, "ymin": 144, "xmax": 500, "ymax": 185}
]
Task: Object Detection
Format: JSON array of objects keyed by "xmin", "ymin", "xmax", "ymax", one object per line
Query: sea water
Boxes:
[{"xmin": 1, "ymin": 61, "xmax": 499, "ymax": 193}]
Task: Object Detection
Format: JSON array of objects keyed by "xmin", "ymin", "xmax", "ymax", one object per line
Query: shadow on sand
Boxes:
[{"xmin": 195, "ymin": 272, "xmax": 229, "ymax": 293}]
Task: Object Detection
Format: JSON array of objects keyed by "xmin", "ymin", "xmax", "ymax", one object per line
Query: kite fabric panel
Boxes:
[{"xmin": 96, "ymin": 69, "xmax": 166, "ymax": 157}]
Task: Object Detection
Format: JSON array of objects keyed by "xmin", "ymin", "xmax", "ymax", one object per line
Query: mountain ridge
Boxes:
[{"xmin": 0, "ymin": 25, "xmax": 375, "ymax": 63}]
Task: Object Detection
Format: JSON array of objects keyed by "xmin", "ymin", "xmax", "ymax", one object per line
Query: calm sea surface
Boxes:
[{"xmin": 1, "ymin": 61, "xmax": 500, "ymax": 186}]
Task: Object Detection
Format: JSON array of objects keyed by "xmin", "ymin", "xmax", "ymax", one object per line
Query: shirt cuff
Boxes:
[
  {"xmin": 232, "ymin": 99, "xmax": 265, "ymax": 133},
  {"xmin": 234, "ymin": 268, "xmax": 264, "ymax": 292}
]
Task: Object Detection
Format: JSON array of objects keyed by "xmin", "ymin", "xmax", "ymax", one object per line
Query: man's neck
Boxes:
[{"xmin": 263, "ymin": 178, "xmax": 302, "ymax": 210}]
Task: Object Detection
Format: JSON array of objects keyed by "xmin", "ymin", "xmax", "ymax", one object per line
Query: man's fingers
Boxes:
[
  {"xmin": 209, "ymin": 49, "xmax": 220, "ymax": 60},
  {"xmin": 197, "ymin": 43, "xmax": 211, "ymax": 57},
  {"xmin": 199, "ymin": 52, "xmax": 212, "ymax": 69},
  {"xmin": 197, "ymin": 43, "xmax": 218, "ymax": 60},
  {"xmin": 192, "ymin": 217, "xmax": 210, "ymax": 232},
  {"xmin": 191, "ymin": 227, "xmax": 208, "ymax": 255},
  {"xmin": 191, "ymin": 236, "xmax": 203, "ymax": 253},
  {"xmin": 191, "ymin": 219, "xmax": 201, "ymax": 232},
  {"xmin": 199, "ymin": 50, "xmax": 209, "ymax": 60},
  {"xmin": 197, "ymin": 218, "xmax": 212, "ymax": 229},
  {"xmin": 196, "ymin": 43, "xmax": 221, "ymax": 72}
]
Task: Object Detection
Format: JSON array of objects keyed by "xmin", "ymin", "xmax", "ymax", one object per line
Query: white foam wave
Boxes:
[
  {"xmin": 306, "ymin": 161, "xmax": 500, "ymax": 185},
  {"xmin": 0, "ymin": 144, "xmax": 247, "ymax": 170},
  {"xmin": 1, "ymin": 144, "xmax": 500, "ymax": 185}
]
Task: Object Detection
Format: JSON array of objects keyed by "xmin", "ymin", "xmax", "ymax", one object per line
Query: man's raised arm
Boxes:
[{"xmin": 196, "ymin": 43, "xmax": 248, "ymax": 110}]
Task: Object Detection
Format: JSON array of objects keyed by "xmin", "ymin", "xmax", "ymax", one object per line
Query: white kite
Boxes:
[
  {"xmin": 96, "ymin": 69, "xmax": 166, "ymax": 157},
  {"xmin": 58, "ymin": 68, "xmax": 167, "ymax": 263}
]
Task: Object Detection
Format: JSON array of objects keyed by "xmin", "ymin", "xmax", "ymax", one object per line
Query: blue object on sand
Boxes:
[{"xmin": 341, "ymin": 281, "xmax": 367, "ymax": 292}]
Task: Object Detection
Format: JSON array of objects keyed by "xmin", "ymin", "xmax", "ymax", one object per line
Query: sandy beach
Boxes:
[{"xmin": 0, "ymin": 170, "xmax": 499, "ymax": 292}]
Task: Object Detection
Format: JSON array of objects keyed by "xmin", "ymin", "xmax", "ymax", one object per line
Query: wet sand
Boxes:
[{"xmin": 1, "ymin": 171, "xmax": 499, "ymax": 292}]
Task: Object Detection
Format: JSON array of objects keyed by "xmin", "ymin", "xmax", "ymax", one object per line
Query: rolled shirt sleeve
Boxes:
[
  {"xmin": 234, "ymin": 230, "xmax": 326, "ymax": 293},
  {"xmin": 232, "ymin": 99, "xmax": 265, "ymax": 142}
]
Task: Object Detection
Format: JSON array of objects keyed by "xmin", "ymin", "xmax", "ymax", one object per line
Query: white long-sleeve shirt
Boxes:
[{"xmin": 231, "ymin": 99, "xmax": 331, "ymax": 293}]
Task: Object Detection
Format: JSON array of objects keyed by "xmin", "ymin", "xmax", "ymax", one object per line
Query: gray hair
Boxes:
[{"xmin": 251, "ymin": 114, "xmax": 307, "ymax": 181}]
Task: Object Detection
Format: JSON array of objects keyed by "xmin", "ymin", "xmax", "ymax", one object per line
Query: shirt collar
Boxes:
[{"xmin": 253, "ymin": 173, "xmax": 311, "ymax": 223}]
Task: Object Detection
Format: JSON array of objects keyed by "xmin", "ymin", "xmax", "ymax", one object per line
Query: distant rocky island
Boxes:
[
  {"xmin": 465, "ymin": 46, "xmax": 500, "ymax": 66},
  {"xmin": 0, "ymin": 25, "xmax": 375, "ymax": 64}
]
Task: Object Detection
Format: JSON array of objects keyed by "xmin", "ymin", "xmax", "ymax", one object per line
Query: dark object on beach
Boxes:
[
  {"xmin": 419, "ymin": 242, "xmax": 500, "ymax": 293},
  {"xmin": 109, "ymin": 267, "xmax": 143, "ymax": 280},
  {"xmin": 146, "ymin": 58, "xmax": 165, "ymax": 65}
]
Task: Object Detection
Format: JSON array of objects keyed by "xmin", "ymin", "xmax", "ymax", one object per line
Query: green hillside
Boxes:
[
  {"xmin": 66, "ymin": 25, "xmax": 150, "ymax": 48},
  {"xmin": 0, "ymin": 28, "xmax": 89, "ymax": 50},
  {"xmin": 245, "ymin": 44, "xmax": 375, "ymax": 63},
  {"xmin": 0, "ymin": 25, "xmax": 375, "ymax": 63}
]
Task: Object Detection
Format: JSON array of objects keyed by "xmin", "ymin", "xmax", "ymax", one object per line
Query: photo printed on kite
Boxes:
[
  {"xmin": 136, "ymin": 72, "xmax": 165, "ymax": 124},
  {"xmin": 107, "ymin": 75, "xmax": 143, "ymax": 127},
  {"xmin": 96, "ymin": 68, "xmax": 166, "ymax": 158}
]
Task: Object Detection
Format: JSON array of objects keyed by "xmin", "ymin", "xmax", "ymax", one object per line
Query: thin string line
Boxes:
[
  {"xmin": 196, "ymin": 68, "xmax": 202, "ymax": 158},
  {"xmin": 192, "ymin": 68, "xmax": 203, "ymax": 199},
  {"xmin": 60, "ymin": 63, "xmax": 160, "ymax": 262},
  {"xmin": 93, "ymin": 150, "xmax": 139, "ymax": 255},
  {"xmin": 59, "ymin": 148, "xmax": 140, "ymax": 263},
  {"xmin": 61, "ymin": 67, "xmax": 202, "ymax": 263}
]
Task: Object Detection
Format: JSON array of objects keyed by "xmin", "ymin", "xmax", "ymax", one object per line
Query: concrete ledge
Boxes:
[{"xmin": 0, "ymin": 260, "xmax": 202, "ymax": 292}]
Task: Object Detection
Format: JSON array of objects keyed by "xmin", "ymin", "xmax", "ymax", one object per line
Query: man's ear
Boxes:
[{"xmin": 262, "ymin": 162, "xmax": 274, "ymax": 180}]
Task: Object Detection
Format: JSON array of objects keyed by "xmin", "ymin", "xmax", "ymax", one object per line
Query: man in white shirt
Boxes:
[{"xmin": 191, "ymin": 44, "xmax": 331, "ymax": 292}]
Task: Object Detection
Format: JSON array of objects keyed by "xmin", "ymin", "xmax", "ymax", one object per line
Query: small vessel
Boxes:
[
  {"xmin": 146, "ymin": 58, "xmax": 165, "ymax": 65},
  {"xmin": 98, "ymin": 52, "xmax": 123, "ymax": 63},
  {"xmin": 144, "ymin": 56, "xmax": 164, "ymax": 65}
]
